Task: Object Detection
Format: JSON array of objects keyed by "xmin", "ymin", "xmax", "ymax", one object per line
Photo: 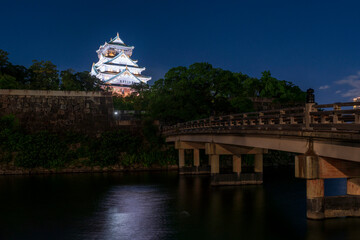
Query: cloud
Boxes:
[
  {"xmin": 319, "ymin": 85, "xmax": 330, "ymax": 90},
  {"xmin": 335, "ymin": 71, "xmax": 360, "ymax": 97},
  {"xmin": 335, "ymin": 90, "xmax": 341, "ymax": 94}
]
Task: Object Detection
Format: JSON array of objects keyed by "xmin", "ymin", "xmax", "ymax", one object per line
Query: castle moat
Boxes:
[{"xmin": 0, "ymin": 167, "xmax": 359, "ymax": 240}]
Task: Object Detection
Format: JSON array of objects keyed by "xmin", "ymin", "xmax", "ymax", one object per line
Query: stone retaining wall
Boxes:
[{"xmin": 0, "ymin": 89, "xmax": 115, "ymax": 133}]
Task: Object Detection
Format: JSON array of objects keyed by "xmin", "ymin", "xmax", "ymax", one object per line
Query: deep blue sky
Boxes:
[{"xmin": 1, "ymin": 0, "xmax": 360, "ymax": 103}]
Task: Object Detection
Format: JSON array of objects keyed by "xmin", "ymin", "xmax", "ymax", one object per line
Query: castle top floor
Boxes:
[{"xmin": 96, "ymin": 33, "xmax": 134, "ymax": 58}]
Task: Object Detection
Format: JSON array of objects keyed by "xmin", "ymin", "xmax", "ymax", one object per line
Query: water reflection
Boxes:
[
  {"xmin": 0, "ymin": 169, "xmax": 358, "ymax": 240},
  {"xmin": 307, "ymin": 218, "xmax": 360, "ymax": 240},
  {"xmin": 176, "ymin": 174, "xmax": 297, "ymax": 240},
  {"xmin": 82, "ymin": 185, "xmax": 173, "ymax": 240}
]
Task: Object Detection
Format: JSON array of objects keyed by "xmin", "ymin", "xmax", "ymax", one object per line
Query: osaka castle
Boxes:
[{"xmin": 90, "ymin": 33, "xmax": 151, "ymax": 95}]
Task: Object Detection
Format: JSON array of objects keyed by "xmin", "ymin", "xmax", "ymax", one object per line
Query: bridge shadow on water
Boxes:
[{"xmin": 0, "ymin": 168, "xmax": 359, "ymax": 240}]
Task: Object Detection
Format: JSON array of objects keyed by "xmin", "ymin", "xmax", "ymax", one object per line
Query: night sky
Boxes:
[{"xmin": 1, "ymin": 0, "xmax": 360, "ymax": 103}]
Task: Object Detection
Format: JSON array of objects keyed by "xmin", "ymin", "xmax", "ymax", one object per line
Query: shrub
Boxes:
[
  {"xmin": 15, "ymin": 132, "xmax": 69, "ymax": 168},
  {"xmin": 0, "ymin": 115, "xmax": 177, "ymax": 169},
  {"xmin": 89, "ymin": 130, "xmax": 142, "ymax": 166}
]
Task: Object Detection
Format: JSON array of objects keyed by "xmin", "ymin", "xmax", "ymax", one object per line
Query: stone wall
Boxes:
[{"xmin": 0, "ymin": 89, "xmax": 115, "ymax": 133}]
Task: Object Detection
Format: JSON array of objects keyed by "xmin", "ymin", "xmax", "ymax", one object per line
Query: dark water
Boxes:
[{"xmin": 0, "ymin": 167, "xmax": 359, "ymax": 240}]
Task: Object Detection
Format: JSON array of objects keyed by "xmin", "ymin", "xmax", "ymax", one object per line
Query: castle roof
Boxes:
[
  {"xmin": 104, "ymin": 62, "xmax": 144, "ymax": 69},
  {"xmin": 108, "ymin": 33, "xmax": 134, "ymax": 48},
  {"xmin": 104, "ymin": 51, "xmax": 138, "ymax": 67},
  {"xmin": 103, "ymin": 68, "xmax": 142, "ymax": 84}
]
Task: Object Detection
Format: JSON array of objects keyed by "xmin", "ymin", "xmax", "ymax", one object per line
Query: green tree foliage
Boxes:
[
  {"xmin": 89, "ymin": 130, "xmax": 142, "ymax": 166},
  {"xmin": 60, "ymin": 69, "xmax": 79, "ymax": 90},
  {"xmin": 60, "ymin": 69, "xmax": 103, "ymax": 91},
  {"xmin": 112, "ymin": 82, "xmax": 150, "ymax": 111},
  {"xmin": 113, "ymin": 95, "xmax": 135, "ymax": 110},
  {"xmin": 129, "ymin": 82, "xmax": 150, "ymax": 111},
  {"xmin": 0, "ymin": 115, "xmax": 21, "ymax": 163},
  {"xmin": 0, "ymin": 49, "xmax": 9, "ymax": 70},
  {"xmin": 75, "ymin": 71, "xmax": 103, "ymax": 91},
  {"xmin": 144, "ymin": 63, "xmax": 305, "ymax": 123},
  {"xmin": 147, "ymin": 63, "xmax": 217, "ymax": 123},
  {"xmin": 0, "ymin": 74, "xmax": 19, "ymax": 89},
  {"xmin": 258, "ymin": 71, "xmax": 306, "ymax": 103},
  {"xmin": 0, "ymin": 115, "xmax": 176, "ymax": 168},
  {"xmin": 0, "ymin": 49, "xmax": 103, "ymax": 91},
  {"xmin": 0, "ymin": 114, "xmax": 19, "ymax": 131},
  {"xmin": 28, "ymin": 60, "xmax": 59, "ymax": 90},
  {"xmin": 15, "ymin": 132, "xmax": 69, "ymax": 168},
  {"xmin": 0, "ymin": 50, "xmax": 30, "ymax": 87}
]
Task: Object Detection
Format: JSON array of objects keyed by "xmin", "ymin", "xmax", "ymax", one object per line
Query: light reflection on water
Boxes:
[
  {"xmin": 0, "ymin": 169, "xmax": 360, "ymax": 240},
  {"xmin": 84, "ymin": 185, "xmax": 173, "ymax": 240}
]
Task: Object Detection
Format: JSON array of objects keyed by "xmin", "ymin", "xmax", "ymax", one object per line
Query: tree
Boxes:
[
  {"xmin": 75, "ymin": 71, "xmax": 103, "ymax": 91},
  {"xmin": 0, "ymin": 50, "xmax": 9, "ymax": 71},
  {"xmin": 0, "ymin": 49, "xmax": 106, "ymax": 92},
  {"xmin": 60, "ymin": 69, "xmax": 80, "ymax": 91},
  {"xmin": 146, "ymin": 63, "xmax": 305, "ymax": 123},
  {"xmin": 259, "ymin": 70, "xmax": 305, "ymax": 104},
  {"xmin": 6, "ymin": 65, "xmax": 29, "ymax": 87},
  {"xmin": 60, "ymin": 70, "xmax": 103, "ymax": 91},
  {"xmin": 0, "ymin": 74, "xmax": 19, "ymax": 89},
  {"xmin": 128, "ymin": 82, "xmax": 150, "ymax": 111},
  {"xmin": 113, "ymin": 95, "xmax": 135, "ymax": 110},
  {"xmin": 28, "ymin": 60, "xmax": 59, "ymax": 90},
  {"xmin": 147, "ymin": 63, "xmax": 247, "ymax": 123},
  {"xmin": 148, "ymin": 64, "xmax": 211, "ymax": 123},
  {"xmin": 0, "ymin": 50, "xmax": 29, "ymax": 88}
]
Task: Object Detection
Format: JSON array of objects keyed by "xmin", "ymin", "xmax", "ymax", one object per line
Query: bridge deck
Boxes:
[{"xmin": 164, "ymin": 102, "xmax": 360, "ymax": 162}]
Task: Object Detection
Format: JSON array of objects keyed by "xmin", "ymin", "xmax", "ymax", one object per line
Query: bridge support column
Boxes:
[
  {"xmin": 233, "ymin": 155, "xmax": 241, "ymax": 176},
  {"xmin": 210, "ymin": 154, "xmax": 220, "ymax": 174},
  {"xmin": 176, "ymin": 141, "xmax": 210, "ymax": 175},
  {"xmin": 178, "ymin": 149, "xmax": 185, "ymax": 168},
  {"xmin": 347, "ymin": 178, "xmax": 360, "ymax": 195},
  {"xmin": 306, "ymin": 179, "xmax": 325, "ymax": 219},
  {"xmin": 178, "ymin": 148, "xmax": 190, "ymax": 175},
  {"xmin": 296, "ymin": 155, "xmax": 360, "ymax": 219},
  {"xmin": 251, "ymin": 153, "xmax": 264, "ymax": 184},
  {"xmin": 194, "ymin": 149, "xmax": 200, "ymax": 168},
  {"xmin": 207, "ymin": 143, "xmax": 265, "ymax": 186},
  {"xmin": 254, "ymin": 154, "xmax": 263, "ymax": 173},
  {"xmin": 188, "ymin": 148, "xmax": 210, "ymax": 174}
]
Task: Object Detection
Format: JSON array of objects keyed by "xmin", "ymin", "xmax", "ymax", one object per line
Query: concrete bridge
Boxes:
[{"xmin": 163, "ymin": 92, "xmax": 360, "ymax": 219}]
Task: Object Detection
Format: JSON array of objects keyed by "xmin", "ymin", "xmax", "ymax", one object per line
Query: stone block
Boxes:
[{"xmin": 307, "ymin": 197, "xmax": 325, "ymax": 219}]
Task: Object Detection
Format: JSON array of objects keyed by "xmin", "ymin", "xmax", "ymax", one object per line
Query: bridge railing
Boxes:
[
  {"xmin": 309, "ymin": 102, "xmax": 360, "ymax": 131},
  {"xmin": 163, "ymin": 101, "xmax": 360, "ymax": 135}
]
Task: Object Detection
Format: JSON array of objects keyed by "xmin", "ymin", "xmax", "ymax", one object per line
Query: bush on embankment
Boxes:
[{"xmin": 0, "ymin": 115, "xmax": 177, "ymax": 169}]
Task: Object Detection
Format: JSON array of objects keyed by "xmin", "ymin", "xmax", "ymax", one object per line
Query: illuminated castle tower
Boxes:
[
  {"xmin": 354, "ymin": 97, "xmax": 360, "ymax": 109},
  {"xmin": 90, "ymin": 33, "xmax": 151, "ymax": 95}
]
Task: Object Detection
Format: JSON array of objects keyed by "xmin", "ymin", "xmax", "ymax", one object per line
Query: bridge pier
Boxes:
[
  {"xmin": 206, "ymin": 143, "xmax": 265, "ymax": 186},
  {"xmin": 233, "ymin": 155, "xmax": 241, "ymax": 175},
  {"xmin": 296, "ymin": 155, "xmax": 360, "ymax": 219},
  {"xmin": 347, "ymin": 178, "xmax": 360, "ymax": 195},
  {"xmin": 178, "ymin": 149, "xmax": 185, "ymax": 168},
  {"xmin": 175, "ymin": 141, "xmax": 210, "ymax": 175},
  {"xmin": 210, "ymin": 154, "xmax": 220, "ymax": 174},
  {"xmin": 194, "ymin": 148, "xmax": 200, "ymax": 169}
]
